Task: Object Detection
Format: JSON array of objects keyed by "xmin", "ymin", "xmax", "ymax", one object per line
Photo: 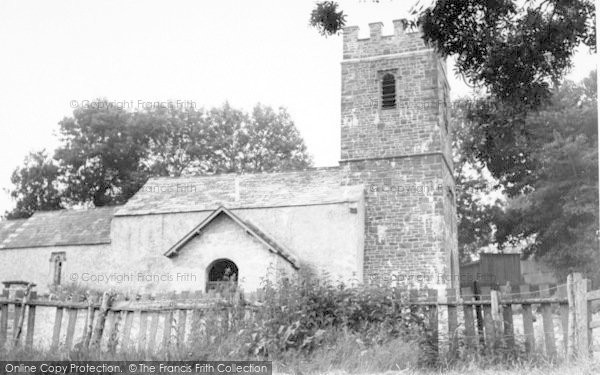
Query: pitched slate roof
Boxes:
[
  {"xmin": 0, "ymin": 207, "xmax": 116, "ymax": 249},
  {"xmin": 164, "ymin": 206, "xmax": 299, "ymax": 269},
  {"xmin": 0, "ymin": 219, "xmax": 27, "ymax": 247},
  {"xmin": 116, "ymin": 167, "xmax": 364, "ymax": 216}
]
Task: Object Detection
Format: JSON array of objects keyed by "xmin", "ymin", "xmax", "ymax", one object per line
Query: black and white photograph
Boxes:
[{"xmin": 0, "ymin": 0, "xmax": 598, "ymax": 374}]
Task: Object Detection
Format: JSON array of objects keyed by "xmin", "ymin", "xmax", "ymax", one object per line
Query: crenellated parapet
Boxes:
[{"xmin": 342, "ymin": 20, "xmax": 430, "ymax": 60}]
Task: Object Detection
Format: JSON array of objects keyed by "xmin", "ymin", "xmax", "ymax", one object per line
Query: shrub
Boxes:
[{"xmin": 233, "ymin": 269, "xmax": 428, "ymax": 360}]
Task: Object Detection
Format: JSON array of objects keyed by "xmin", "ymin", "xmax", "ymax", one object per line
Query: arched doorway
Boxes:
[{"xmin": 206, "ymin": 258, "xmax": 238, "ymax": 293}]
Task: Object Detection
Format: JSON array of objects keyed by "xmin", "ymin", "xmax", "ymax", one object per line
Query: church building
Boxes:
[{"xmin": 0, "ymin": 21, "xmax": 458, "ymax": 294}]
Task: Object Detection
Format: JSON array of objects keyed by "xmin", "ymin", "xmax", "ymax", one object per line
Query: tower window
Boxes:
[{"xmin": 381, "ymin": 74, "xmax": 396, "ymax": 109}]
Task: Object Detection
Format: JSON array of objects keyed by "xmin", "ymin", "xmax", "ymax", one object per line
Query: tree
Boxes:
[
  {"xmin": 55, "ymin": 102, "xmax": 149, "ymax": 207},
  {"xmin": 137, "ymin": 103, "xmax": 312, "ymax": 175},
  {"xmin": 238, "ymin": 104, "xmax": 312, "ymax": 173},
  {"xmin": 4, "ymin": 150, "xmax": 63, "ymax": 219},
  {"xmin": 419, "ymin": 0, "xmax": 595, "ymax": 108},
  {"xmin": 134, "ymin": 105, "xmax": 210, "ymax": 177},
  {"xmin": 494, "ymin": 72, "xmax": 598, "ymax": 281},
  {"xmin": 309, "ymin": 1, "xmax": 346, "ymax": 37},
  {"xmin": 5, "ymin": 101, "xmax": 313, "ymax": 217},
  {"xmin": 451, "ymin": 99, "xmax": 504, "ymax": 263},
  {"xmin": 452, "ymin": 73, "xmax": 598, "ymax": 281}
]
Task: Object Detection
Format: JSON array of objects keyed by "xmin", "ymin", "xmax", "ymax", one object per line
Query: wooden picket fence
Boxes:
[
  {"xmin": 454, "ymin": 273, "xmax": 598, "ymax": 358},
  {"xmin": 0, "ymin": 273, "xmax": 598, "ymax": 359},
  {"xmin": 0, "ymin": 285, "xmax": 236, "ymax": 352}
]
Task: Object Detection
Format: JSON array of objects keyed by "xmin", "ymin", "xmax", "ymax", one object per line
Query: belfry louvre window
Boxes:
[{"xmin": 381, "ymin": 74, "xmax": 396, "ymax": 109}]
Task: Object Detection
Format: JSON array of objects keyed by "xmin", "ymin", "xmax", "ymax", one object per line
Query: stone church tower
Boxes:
[{"xmin": 340, "ymin": 21, "xmax": 459, "ymax": 287}]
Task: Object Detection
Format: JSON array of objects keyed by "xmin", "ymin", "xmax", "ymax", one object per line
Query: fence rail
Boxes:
[{"xmin": 0, "ymin": 273, "xmax": 597, "ymax": 359}]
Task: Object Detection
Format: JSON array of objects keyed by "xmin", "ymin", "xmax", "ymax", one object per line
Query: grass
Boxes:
[
  {"xmin": 2, "ymin": 348, "xmax": 599, "ymax": 374},
  {"xmin": 3, "ymin": 333, "xmax": 599, "ymax": 375},
  {"xmin": 273, "ymin": 331, "xmax": 422, "ymax": 374},
  {"xmin": 408, "ymin": 359, "xmax": 600, "ymax": 375}
]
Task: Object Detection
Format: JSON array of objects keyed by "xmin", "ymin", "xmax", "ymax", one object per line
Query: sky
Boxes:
[{"xmin": 0, "ymin": 0, "xmax": 597, "ymax": 214}]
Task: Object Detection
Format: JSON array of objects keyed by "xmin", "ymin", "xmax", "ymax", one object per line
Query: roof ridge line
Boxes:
[
  {"xmin": 146, "ymin": 166, "xmax": 342, "ymax": 181},
  {"xmin": 114, "ymin": 196, "xmax": 364, "ymax": 217},
  {"xmin": 32, "ymin": 206, "xmax": 119, "ymax": 216}
]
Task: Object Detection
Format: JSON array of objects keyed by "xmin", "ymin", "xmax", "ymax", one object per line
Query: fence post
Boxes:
[
  {"xmin": 490, "ymin": 290, "xmax": 503, "ymax": 350},
  {"xmin": 427, "ymin": 289, "xmax": 439, "ymax": 364},
  {"xmin": 557, "ymin": 283, "xmax": 569, "ymax": 357},
  {"xmin": 13, "ymin": 283, "xmax": 34, "ymax": 346},
  {"xmin": 426, "ymin": 289, "xmax": 438, "ymax": 363},
  {"xmin": 447, "ymin": 288, "xmax": 458, "ymax": 358},
  {"xmin": 137, "ymin": 293, "xmax": 150, "ymax": 352},
  {"xmin": 64, "ymin": 294, "xmax": 81, "ymax": 350},
  {"xmin": 51, "ymin": 305, "xmax": 64, "ymax": 350},
  {"xmin": 461, "ymin": 286, "xmax": 476, "ymax": 350},
  {"xmin": 540, "ymin": 284, "xmax": 557, "ymax": 358},
  {"xmin": 91, "ymin": 291, "xmax": 112, "ymax": 348},
  {"xmin": 189, "ymin": 290, "xmax": 204, "ymax": 348},
  {"xmin": 121, "ymin": 308, "xmax": 134, "ymax": 351},
  {"xmin": 500, "ymin": 283, "xmax": 514, "ymax": 349},
  {"xmin": 473, "ymin": 281, "xmax": 484, "ymax": 348},
  {"xmin": 162, "ymin": 292, "xmax": 176, "ymax": 350},
  {"xmin": 520, "ymin": 284, "xmax": 535, "ymax": 354},
  {"xmin": 0, "ymin": 289, "xmax": 8, "ymax": 348},
  {"xmin": 106, "ymin": 295, "xmax": 123, "ymax": 353},
  {"xmin": 573, "ymin": 273, "xmax": 590, "ymax": 359},
  {"xmin": 83, "ymin": 293, "xmax": 95, "ymax": 348},
  {"xmin": 25, "ymin": 290, "xmax": 37, "ymax": 349},
  {"xmin": 177, "ymin": 291, "xmax": 190, "ymax": 347},
  {"xmin": 566, "ymin": 274, "xmax": 576, "ymax": 359}
]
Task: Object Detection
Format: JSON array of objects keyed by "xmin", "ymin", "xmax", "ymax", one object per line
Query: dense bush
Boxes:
[{"xmin": 221, "ymin": 269, "xmax": 430, "ymax": 359}]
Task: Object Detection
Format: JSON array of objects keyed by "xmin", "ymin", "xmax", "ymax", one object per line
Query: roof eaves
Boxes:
[
  {"xmin": 240, "ymin": 219, "xmax": 299, "ymax": 270},
  {"xmin": 163, "ymin": 207, "xmax": 225, "ymax": 257},
  {"xmin": 0, "ymin": 240, "xmax": 111, "ymax": 250}
]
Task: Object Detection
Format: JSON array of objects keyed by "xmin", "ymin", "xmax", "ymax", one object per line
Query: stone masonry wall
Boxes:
[{"xmin": 340, "ymin": 21, "xmax": 458, "ymax": 288}]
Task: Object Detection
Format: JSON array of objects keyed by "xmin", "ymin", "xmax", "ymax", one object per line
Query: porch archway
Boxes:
[{"xmin": 206, "ymin": 258, "xmax": 238, "ymax": 292}]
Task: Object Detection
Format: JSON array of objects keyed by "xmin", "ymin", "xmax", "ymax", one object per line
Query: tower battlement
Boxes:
[{"xmin": 342, "ymin": 20, "xmax": 430, "ymax": 60}]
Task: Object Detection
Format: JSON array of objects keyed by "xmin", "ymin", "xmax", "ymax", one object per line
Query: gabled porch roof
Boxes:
[{"xmin": 163, "ymin": 206, "xmax": 299, "ymax": 269}]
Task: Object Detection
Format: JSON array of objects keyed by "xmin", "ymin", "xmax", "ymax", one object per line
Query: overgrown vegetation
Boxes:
[
  {"xmin": 2, "ymin": 272, "xmax": 433, "ymax": 372},
  {"xmin": 235, "ymin": 271, "xmax": 429, "ymax": 359},
  {"xmin": 3, "ymin": 273, "xmax": 597, "ymax": 373}
]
